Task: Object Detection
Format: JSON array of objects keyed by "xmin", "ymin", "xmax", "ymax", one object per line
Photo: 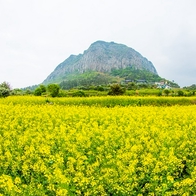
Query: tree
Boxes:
[
  {"xmin": 163, "ymin": 89, "xmax": 170, "ymax": 96},
  {"xmin": 47, "ymin": 84, "xmax": 60, "ymax": 97},
  {"xmin": 34, "ymin": 84, "xmax": 46, "ymax": 96},
  {"xmin": 34, "ymin": 87, "xmax": 42, "ymax": 96},
  {"xmin": 0, "ymin": 87, "xmax": 10, "ymax": 97},
  {"xmin": 39, "ymin": 84, "xmax": 46, "ymax": 93},
  {"xmin": 0, "ymin": 81, "xmax": 11, "ymax": 97},
  {"xmin": 0, "ymin": 81, "xmax": 11, "ymax": 90},
  {"xmin": 11, "ymin": 88, "xmax": 23, "ymax": 96},
  {"xmin": 24, "ymin": 89, "xmax": 32, "ymax": 95},
  {"xmin": 108, "ymin": 84, "xmax": 126, "ymax": 95}
]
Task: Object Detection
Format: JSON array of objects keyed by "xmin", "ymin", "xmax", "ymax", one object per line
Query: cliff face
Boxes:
[{"xmin": 43, "ymin": 41, "xmax": 158, "ymax": 84}]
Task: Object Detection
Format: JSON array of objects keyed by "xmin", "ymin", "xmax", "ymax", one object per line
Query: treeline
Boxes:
[
  {"xmin": 1, "ymin": 81, "xmax": 196, "ymax": 98},
  {"xmin": 183, "ymin": 84, "xmax": 196, "ymax": 90},
  {"xmin": 0, "ymin": 82, "xmax": 60, "ymax": 98}
]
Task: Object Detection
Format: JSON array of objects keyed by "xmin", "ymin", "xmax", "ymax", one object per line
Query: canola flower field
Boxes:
[{"xmin": 0, "ymin": 96, "xmax": 196, "ymax": 195}]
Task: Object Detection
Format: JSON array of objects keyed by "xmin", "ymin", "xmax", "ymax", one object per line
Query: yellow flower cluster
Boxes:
[{"xmin": 0, "ymin": 97, "xmax": 196, "ymax": 195}]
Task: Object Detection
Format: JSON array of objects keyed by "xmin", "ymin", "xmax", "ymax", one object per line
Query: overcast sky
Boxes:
[{"xmin": 0, "ymin": 0, "xmax": 196, "ymax": 88}]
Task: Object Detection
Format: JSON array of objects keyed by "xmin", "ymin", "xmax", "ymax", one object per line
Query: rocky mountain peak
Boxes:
[{"xmin": 43, "ymin": 41, "xmax": 158, "ymax": 84}]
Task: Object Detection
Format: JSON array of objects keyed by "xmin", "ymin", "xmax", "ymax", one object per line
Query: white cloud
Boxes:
[{"xmin": 0, "ymin": 0, "xmax": 196, "ymax": 88}]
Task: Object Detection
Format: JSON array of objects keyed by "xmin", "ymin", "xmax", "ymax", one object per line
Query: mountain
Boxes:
[{"xmin": 43, "ymin": 41, "xmax": 160, "ymax": 87}]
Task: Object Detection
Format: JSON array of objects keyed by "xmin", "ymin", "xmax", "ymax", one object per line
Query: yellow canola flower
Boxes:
[{"xmin": 0, "ymin": 97, "xmax": 196, "ymax": 195}]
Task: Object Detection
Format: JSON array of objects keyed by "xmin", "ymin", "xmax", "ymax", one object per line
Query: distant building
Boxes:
[
  {"xmin": 124, "ymin": 79, "xmax": 148, "ymax": 84},
  {"xmin": 136, "ymin": 79, "xmax": 147, "ymax": 84},
  {"xmin": 124, "ymin": 79, "xmax": 135, "ymax": 84},
  {"xmin": 155, "ymin": 81, "xmax": 171, "ymax": 89}
]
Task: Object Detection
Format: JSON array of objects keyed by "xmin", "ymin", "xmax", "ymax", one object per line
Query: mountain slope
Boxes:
[{"xmin": 43, "ymin": 41, "xmax": 158, "ymax": 85}]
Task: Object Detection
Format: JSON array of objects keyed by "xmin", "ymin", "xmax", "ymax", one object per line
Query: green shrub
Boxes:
[
  {"xmin": 97, "ymin": 86, "xmax": 105, "ymax": 91},
  {"xmin": 58, "ymin": 89, "xmax": 67, "ymax": 97},
  {"xmin": 34, "ymin": 85, "xmax": 46, "ymax": 96},
  {"xmin": 163, "ymin": 89, "xmax": 170, "ymax": 96},
  {"xmin": 108, "ymin": 84, "xmax": 126, "ymax": 95},
  {"xmin": 177, "ymin": 90, "xmax": 184, "ymax": 96},
  {"xmin": 72, "ymin": 90, "xmax": 86, "ymax": 97}
]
